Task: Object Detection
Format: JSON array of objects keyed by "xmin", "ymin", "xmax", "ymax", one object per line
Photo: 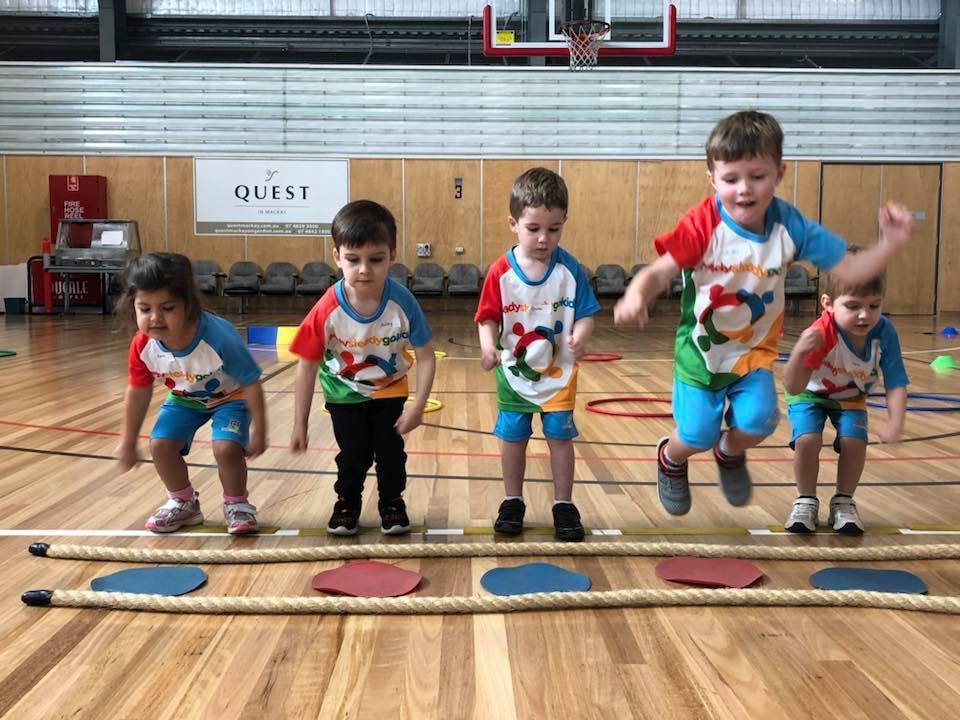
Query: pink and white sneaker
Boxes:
[
  {"xmin": 224, "ymin": 501, "xmax": 259, "ymax": 535},
  {"xmin": 145, "ymin": 494, "xmax": 204, "ymax": 533}
]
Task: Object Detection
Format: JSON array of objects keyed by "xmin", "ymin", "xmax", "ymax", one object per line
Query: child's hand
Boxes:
[
  {"xmin": 115, "ymin": 441, "xmax": 139, "ymax": 473},
  {"xmin": 567, "ymin": 333, "xmax": 586, "ymax": 361},
  {"xmin": 878, "ymin": 202, "xmax": 914, "ymax": 249},
  {"xmin": 289, "ymin": 427, "xmax": 308, "ymax": 454},
  {"xmin": 394, "ymin": 404, "xmax": 423, "ymax": 435},
  {"xmin": 246, "ymin": 429, "xmax": 266, "ymax": 459},
  {"xmin": 613, "ymin": 292, "xmax": 649, "ymax": 328},
  {"xmin": 480, "ymin": 347, "xmax": 500, "ymax": 371},
  {"xmin": 793, "ymin": 327, "xmax": 823, "ymax": 359}
]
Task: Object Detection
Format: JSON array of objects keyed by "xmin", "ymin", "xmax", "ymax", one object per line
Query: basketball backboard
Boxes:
[{"xmin": 483, "ymin": 0, "xmax": 677, "ymax": 58}]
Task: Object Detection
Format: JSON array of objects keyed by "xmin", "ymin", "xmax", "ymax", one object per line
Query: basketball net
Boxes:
[{"xmin": 560, "ymin": 19, "xmax": 611, "ymax": 70}]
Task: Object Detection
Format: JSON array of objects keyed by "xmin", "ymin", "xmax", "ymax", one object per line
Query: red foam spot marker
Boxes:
[
  {"xmin": 656, "ymin": 556, "xmax": 764, "ymax": 589},
  {"xmin": 312, "ymin": 561, "xmax": 422, "ymax": 598}
]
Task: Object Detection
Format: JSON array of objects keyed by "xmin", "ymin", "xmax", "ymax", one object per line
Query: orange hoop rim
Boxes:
[{"xmin": 585, "ymin": 396, "xmax": 672, "ymax": 418}]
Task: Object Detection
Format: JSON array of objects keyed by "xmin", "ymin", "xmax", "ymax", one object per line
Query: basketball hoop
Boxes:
[{"xmin": 560, "ymin": 19, "xmax": 611, "ymax": 70}]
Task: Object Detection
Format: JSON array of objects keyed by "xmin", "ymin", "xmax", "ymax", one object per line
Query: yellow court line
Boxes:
[
  {"xmin": 620, "ymin": 526, "xmax": 750, "ymax": 536},
  {"xmin": 906, "ymin": 523, "xmax": 960, "ymax": 531},
  {"xmin": 766, "ymin": 525, "xmax": 901, "ymax": 535},
  {"xmin": 181, "ymin": 525, "xmax": 281, "ymax": 535}
]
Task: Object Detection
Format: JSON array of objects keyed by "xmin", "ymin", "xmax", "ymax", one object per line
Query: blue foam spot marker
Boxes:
[
  {"xmin": 810, "ymin": 567, "xmax": 927, "ymax": 594},
  {"xmin": 90, "ymin": 566, "xmax": 207, "ymax": 596},
  {"xmin": 941, "ymin": 326, "xmax": 958, "ymax": 338},
  {"xmin": 480, "ymin": 562, "xmax": 591, "ymax": 596},
  {"xmin": 247, "ymin": 326, "xmax": 279, "ymax": 345}
]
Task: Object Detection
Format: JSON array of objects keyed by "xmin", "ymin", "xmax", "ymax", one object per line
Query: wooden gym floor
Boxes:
[{"xmin": 2, "ymin": 299, "xmax": 960, "ymax": 719}]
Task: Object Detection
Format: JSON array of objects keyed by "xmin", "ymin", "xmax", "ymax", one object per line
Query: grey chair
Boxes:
[
  {"xmin": 593, "ymin": 264, "xmax": 627, "ymax": 296},
  {"xmin": 222, "ymin": 261, "xmax": 262, "ymax": 313},
  {"xmin": 629, "ymin": 263, "xmax": 648, "ymax": 279},
  {"xmin": 410, "ymin": 263, "xmax": 445, "ymax": 295},
  {"xmin": 785, "ymin": 264, "xmax": 819, "ymax": 316},
  {"xmin": 447, "ymin": 263, "xmax": 481, "ymax": 296},
  {"xmin": 388, "ymin": 263, "xmax": 410, "ymax": 288},
  {"xmin": 260, "ymin": 262, "xmax": 298, "ymax": 296},
  {"xmin": 297, "ymin": 261, "xmax": 335, "ymax": 296},
  {"xmin": 192, "ymin": 259, "xmax": 222, "ymax": 296}
]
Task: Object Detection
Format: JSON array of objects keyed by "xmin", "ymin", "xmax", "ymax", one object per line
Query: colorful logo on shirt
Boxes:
[
  {"xmin": 327, "ymin": 349, "xmax": 399, "ymax": 388},
  {"xmin": 815, "ymin": 376, "xmax": 866, "ymax": 398},
  {"xmin": 507, "ymin": 320, "xmax": 564, "ymax": 382},
  {"xmin": 697, "ymin": 284, "xmax": 775, "ymax": 352}
]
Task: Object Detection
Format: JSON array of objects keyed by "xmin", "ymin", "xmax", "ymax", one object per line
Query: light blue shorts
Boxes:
[
  {"xmin": 151, "ymin": 400, "xmax": 249, "ymax": 455},
  {"xmin": 672, "ymin": 369, "xmax": 780, "ymax": 450},
  {"xmin": 494, "ymin": 409, "xmax": 578, "ymax": 442},
  {"xmin": 787, "ymin": 402, "xmax": 868, "ymax": 450}
]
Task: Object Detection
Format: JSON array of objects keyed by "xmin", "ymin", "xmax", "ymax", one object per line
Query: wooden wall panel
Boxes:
[
  {"xmin": 793, "ymin": 161, "xmax": 821, "ymax": 220},
  {"xmin": 821, "ymin": 164, "xmax": 881, "ymax": 248},
  {"xmin": 637, "ymin": 160, "xmax": 711, "ymax": 265},
  {"xmin": 938, "ymin": 164, "xmax": 960, "ymax": 311},
  {"xmin": 349, "ymin": 159, "xmax": 403, "ymax": 265},
  {"xmin": 481, "ymin": 159, "xmax": 559, "ymax": 270},
  {"xmin": 1, "ymin": 158, "xmax": 6, "ymax": 264},
  {"xmin": 404, "ymin": 159, "xmax": 481, "ymax": 270},
  {"xmin": 881, "ymin": 164, "xmax": 939, "ymax": 315},
  {"xmin": 164, "ymin": 157, "xmax": 244, "ymax": 271},
  {"xmin": 5, "ymin": 155, "xmax": 83, "ymax": 264},
  {"xmin": 561, "ymin": 160, "xmax": 637, "ymax": 273},
  {"xmin": 84, "ymin": 156, "xmax": 165, "ymax": 254}
]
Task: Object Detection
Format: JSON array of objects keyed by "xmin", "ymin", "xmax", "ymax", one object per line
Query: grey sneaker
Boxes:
[
  {"xmin": 145, "ymin": 493, "xmax": 204, "ymax": 533},
  {"xmin": 829, "ymin": 495, "xmax": 864, "ymax": 535},
  {"xmin": 224, "ymin": 501, "xmax": 259, "ymax": 535},
  {"xmin": 657, "ymin": 436, "xmax": 691, "ymax": 515},
  {"xmin": 713, "ymin": 434, "xmax": 752, "ymax": 507},
  {"xmin": 785, "ymin": 496, "xmax": 819, "ymax": 533}
]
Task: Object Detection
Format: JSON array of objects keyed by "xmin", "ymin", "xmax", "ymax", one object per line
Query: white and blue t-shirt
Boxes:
[{"xmin": 128, "ymin": 311, "xmax": 262, "ymax": 410}]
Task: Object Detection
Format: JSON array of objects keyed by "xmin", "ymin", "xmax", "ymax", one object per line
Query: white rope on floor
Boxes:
[
  {"xmin": 20, "ymin": 587, "xmax": 960, "ymax": 616},
  {"xmin": 28, "ymin": 540, "xmax": 960, "ymax": 564}
]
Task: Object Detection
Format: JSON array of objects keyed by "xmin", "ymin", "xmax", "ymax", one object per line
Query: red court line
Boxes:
[{"xmin": 1, "ymin": 417, "xmax": 958, "ymax": 464}]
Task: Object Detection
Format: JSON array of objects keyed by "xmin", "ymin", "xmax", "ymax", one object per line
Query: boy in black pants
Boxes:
[{"xmin": 289, "ymin": 200, "xmax": 436, "ymax": 535}]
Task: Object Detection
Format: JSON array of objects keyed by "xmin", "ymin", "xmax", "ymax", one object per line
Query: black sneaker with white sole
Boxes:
[
  {"xmin": 379, "ymin": 498, "xmax": 412, "ymax": 535},
  {"xmin": 494, "ymin": 498, "xmax": 526, "ymax": 535},
  {"xmin": 552, "ymin": 502, "xmax": 585, "ymax": 542},
  {"xmin": 327, "ymin": 497, "xmax": 361, "ymax": 536}
]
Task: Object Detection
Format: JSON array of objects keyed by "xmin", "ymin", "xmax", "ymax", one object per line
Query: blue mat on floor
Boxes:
[
  {"xmin": 90, "ymin": 566, "xmax": 207, "ymax": 596},
  {"xmin": 810, "ymin": 567, "xmax": 927, "ymax": 594},
  {"xmin": 480, "ymin": 562, "xmax": 591, "ymax": 596}
]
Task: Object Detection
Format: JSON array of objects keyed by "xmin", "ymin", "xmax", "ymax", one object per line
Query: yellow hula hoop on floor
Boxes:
[{"xmin": 322, "ymin": 397, "xmax": 442, "ymax": 414}]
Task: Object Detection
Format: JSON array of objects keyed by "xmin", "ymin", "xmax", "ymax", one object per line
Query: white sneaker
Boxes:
[
  {"xmin": 829, "ymin": 495, "xmax": 864, "ymax": 535},
  {"xmin": 146, "ymin": 493, "xmax": 204, "ymax": 533},
  {"xmin": 224, "ymin": 501, "xmax": 259, "ymax": 535},
  {"xmin": 784, "ymin": 496, "xmax": 819, "ymax": 533}
]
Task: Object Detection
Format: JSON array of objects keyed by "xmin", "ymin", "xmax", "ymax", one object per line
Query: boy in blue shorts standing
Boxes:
[
  {"xmin": 476, "ymin": 167, "xmax": 599, "ymax": 541},
  {"xmin": 615, "ymin": 110, "xmax": 913, "ymax": 516},
  {"xmin": 782, "ymin": 247, "xmax": 908, "ymax": 534}
]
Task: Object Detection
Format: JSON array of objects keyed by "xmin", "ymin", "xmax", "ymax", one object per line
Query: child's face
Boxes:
[
  {"xmin": 509, "ymin": 205, "xmax": 567, "ymax": 262},
  {"xmin": 334, "ymin": 242, "xmax": 394, "ymax": 292},
  {"xmin": 134, "ymin": 288, "xmax": 193, "ymax": 349},
  {"xmin": 708, "ymin": 155, "xmax": 785, "ymax": 234},
  {"xmin": 824, "ymin": 292, "xmax": 884, "ymax": 340}
]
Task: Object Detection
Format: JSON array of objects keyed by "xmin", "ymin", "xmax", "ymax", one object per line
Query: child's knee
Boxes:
[
  {"xmin": 149, "ymin": 437, "xmax": 183, "ymax": 460},
  {"xmin": 212, "ymin": 440, "xmax": 244, "ymax": 464}
]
